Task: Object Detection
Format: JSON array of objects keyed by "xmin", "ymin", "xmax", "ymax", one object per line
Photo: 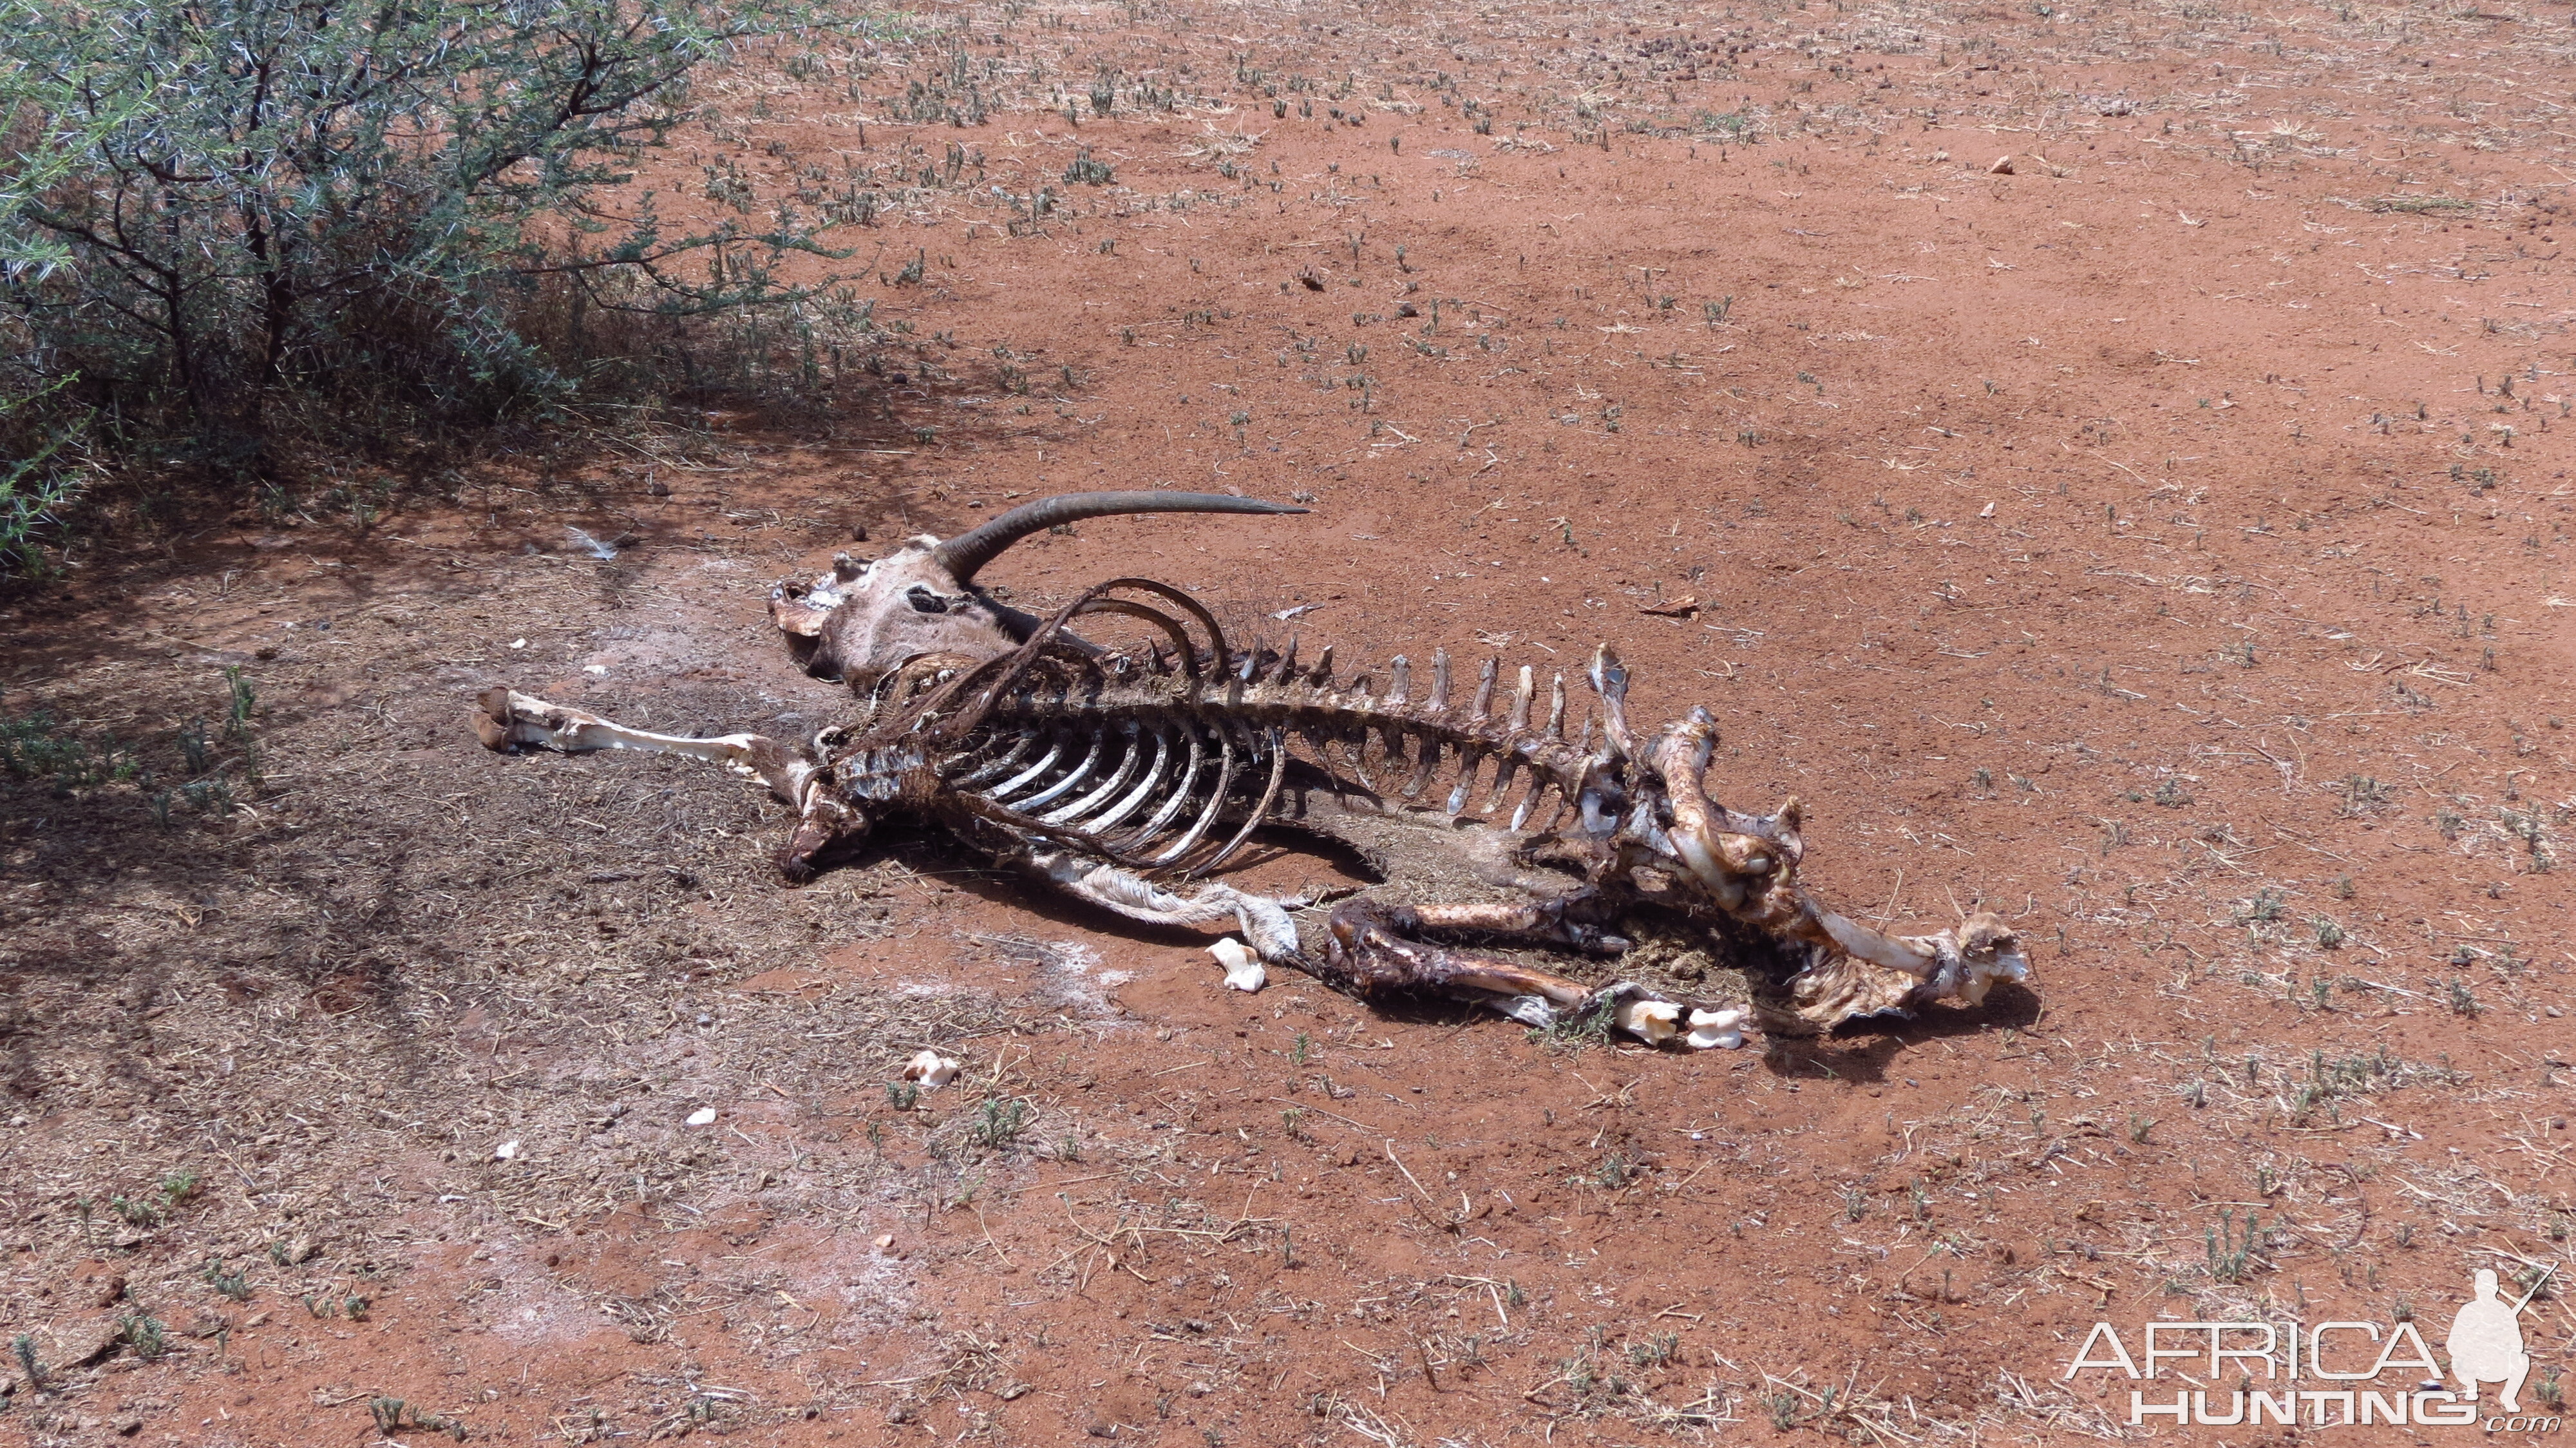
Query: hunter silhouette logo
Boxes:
[
  {"xmin": 2064, "ymin": 1264, "xmax": 2561, "ymax": 1430},
  {"xmin": 2448, "ymin": 1268, "xmax": 2532, "ymax": 1412}
]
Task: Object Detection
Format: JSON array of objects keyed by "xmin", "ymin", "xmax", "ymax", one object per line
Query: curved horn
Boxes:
[{"xmin": 929, "ymin": 491, "xmax": 1307, "ymax": 583}]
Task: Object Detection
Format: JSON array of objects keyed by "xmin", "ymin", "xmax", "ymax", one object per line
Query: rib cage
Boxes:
[{"xmin": 842, "ymin": 580, "xmax": 1617, "ymax": 879}]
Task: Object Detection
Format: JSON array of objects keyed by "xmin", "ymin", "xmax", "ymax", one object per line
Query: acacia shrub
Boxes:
[{"xmin": 0, "ymin": 0, "xmax": 861, "ymax": 565}]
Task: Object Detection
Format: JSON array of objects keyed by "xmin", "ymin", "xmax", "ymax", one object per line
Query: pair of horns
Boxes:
[{"xmin": 931, "ymin": 491, "xmax": 1307, "ymax": 582}]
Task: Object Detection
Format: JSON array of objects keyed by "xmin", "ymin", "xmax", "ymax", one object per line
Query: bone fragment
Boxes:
[
  {"xmin": 1615, "ymin": 996, "xmax": 1681, "ymax": 1045},
  {"xmin": 1686, "ymin": 1008, "xmax": 1748, "ymax": 1051},
  {"xmin": 685, "ymin": 1108, "xmax": 717, "ymax": 1126},
  {"xmin": 902, "ymin": 1051, "xmax": 961, "ymax": 1088},
  {"xmin": 1208, "ymin": 938, "xmax": 1267, "ymax": 992}
]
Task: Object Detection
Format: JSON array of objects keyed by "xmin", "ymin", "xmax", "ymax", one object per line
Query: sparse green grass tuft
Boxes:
[
  {"xmin": 1587, "ymin": 1151, "xmax": 1637, "ymax": 1190},
  {"xmin": 1626, "ymin": 1330, "xmax": 1680, "ymax": 1368},
  {"xmin": 203, "ymin": 1258, "xmax": 252, "ymax": 1302},
  {"xmin": 118, "ymin": 1313, "xmax": 167, "ymax": 1362},
  {"xmin": 2206, "ymin": 1208, "xmax": 2271, "ymax": 1283},
  {"xmin": 970, "ymin": 1096, "xmax": 1033, "ymax": 1150},
  {"xmin": 1526, "ymin": 996, "xmax": 1615, "ymax": 1053},
  {"xmin": 2367, "ymin": 193, "xmax": 2474, "ymax": 214}
]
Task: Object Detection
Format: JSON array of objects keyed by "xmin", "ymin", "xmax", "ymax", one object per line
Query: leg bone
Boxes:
[
  {"xmin": 1321, "ymin": 899, "xmax": 1596, "ymax": 1020},
  {"xmin": 1397, "ymin": 891, "xmax": 1631, "ymax": 955},
  {"xmin": 473, "ymin": 687, "xmax": 815, "ymax": 803},
  {"xmin": 476, "ymin": 688, "xmax": 860, "ymax": 879}
]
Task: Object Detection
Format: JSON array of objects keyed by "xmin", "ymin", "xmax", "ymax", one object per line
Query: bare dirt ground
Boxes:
[{"xmin": 6, "ymin": 0, "xmax": 2575, "ymax": 1442}]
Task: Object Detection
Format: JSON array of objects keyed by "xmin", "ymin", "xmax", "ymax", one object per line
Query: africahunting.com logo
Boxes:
[{"xmin": 2064, "ymin": 1267, "xmax": 2562, "ymax": 1431}]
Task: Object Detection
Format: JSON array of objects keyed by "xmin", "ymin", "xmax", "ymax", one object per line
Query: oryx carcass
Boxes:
[{"xmin": 477, "ymin": 493, "xmax": 2030, "ymax": 1047}]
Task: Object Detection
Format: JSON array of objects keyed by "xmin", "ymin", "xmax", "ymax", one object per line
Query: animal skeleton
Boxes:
[{"xmin": 477, "ymin": 492, "xmax": 2029, "ymax": 1046}]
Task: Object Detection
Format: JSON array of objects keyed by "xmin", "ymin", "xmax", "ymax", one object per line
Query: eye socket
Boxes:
[{"xmin": 905, "ymin": 585, "xmax": 950, "ymax": 614}]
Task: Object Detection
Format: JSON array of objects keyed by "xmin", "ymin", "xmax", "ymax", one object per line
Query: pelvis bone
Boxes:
[{"xmin": 480, "ymin": 494, "xmax": 2032, "ymax": 1050}]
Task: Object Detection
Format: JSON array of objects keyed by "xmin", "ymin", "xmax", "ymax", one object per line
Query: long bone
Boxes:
[
  {"xmin": 471, "ymin": 687, "xmax": 868, "ymax": 879},
  {"xmin": 471, "ymin": 688, "xmax": 817, "ymax": 803}
]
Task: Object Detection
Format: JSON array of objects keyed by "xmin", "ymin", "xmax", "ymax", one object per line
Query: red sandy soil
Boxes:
[{"xmin": 5, "ymin": 0, "xmax": 2574, "ymax": 1443}]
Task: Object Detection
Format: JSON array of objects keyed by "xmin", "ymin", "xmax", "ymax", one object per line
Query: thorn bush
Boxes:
[{"xmin": 0, "ymin": 0, "xmax": 867, "ymax": 567}]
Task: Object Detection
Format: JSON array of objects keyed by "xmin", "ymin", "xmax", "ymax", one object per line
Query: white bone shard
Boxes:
[
  {"xmin": 1615, "ymin": 997, "xmax": 1681, "ymax": 1045},
  {"xmin": 685, "ymin": 1107, "xmax": 717, "ymax": 1126},
  {"xmin": 1208, "ymin": 938, "xmax": 1265, "ymax": 992},
  {"xmin": 494, "ymin": 1139, "xmax": 521, "ymax": 1161},
  {"xmin": 903, "ymin": 1049, "xmax": 961, "ymax": 1088},
  {"xmin": 1686, "ymin": 1007, "xmax": 1748, "ymax": 1051}
]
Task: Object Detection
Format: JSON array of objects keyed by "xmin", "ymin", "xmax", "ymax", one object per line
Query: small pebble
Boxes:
[{"xmin": 686, "ymin": 1108, "xmax": 717, "ymax": 1127}]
